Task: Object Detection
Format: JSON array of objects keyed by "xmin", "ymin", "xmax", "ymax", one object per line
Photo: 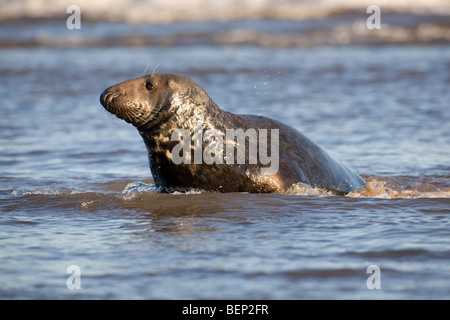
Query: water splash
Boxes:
[
  {"xmin": 122, "ymin": 181, "xmax": 160, "ymax": 194},
  {"xmin": 286, "ymin": 182, "xmax": 335, "ymax": 197},
  {"xmin": 347, "ymin": 177, "xmax": 450, "ymax": 199}
]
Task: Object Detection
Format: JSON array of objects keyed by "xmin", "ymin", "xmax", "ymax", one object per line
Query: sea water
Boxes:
[{"xmin": 0, "ymin": 1, "xmax": 449, "ymax": 299}]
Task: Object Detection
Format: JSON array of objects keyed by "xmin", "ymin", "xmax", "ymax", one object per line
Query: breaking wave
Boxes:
[
  {"xmin": 2, "ymin": 0, "xmax": 449, "ymax": 48},
  {"xmin": 2, "ymin": 0, "xmax": 450, "ymax": 23}
]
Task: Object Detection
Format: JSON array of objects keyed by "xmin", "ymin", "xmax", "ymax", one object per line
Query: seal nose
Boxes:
[{"xmin": 100, "ymin": 90, "xmax": 108, "ymax": 107}]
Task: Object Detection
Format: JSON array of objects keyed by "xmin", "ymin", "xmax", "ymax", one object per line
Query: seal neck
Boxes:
[{"xmin": 138, "ymin": 98, "xmax": 241, "ymax": 149}]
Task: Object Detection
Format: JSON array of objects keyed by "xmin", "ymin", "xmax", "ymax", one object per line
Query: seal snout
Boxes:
[
  {"xmin": 100, "ymin": 90, "xmax": 108, "ymax": 106},
  {"xmin": 100, "ymin": 88, "xmax": 123, "ymax": 115},
  {"xmin": 100, "ymin": 85, "xmax": 152, "ymax": 128},
  {"xmin": 100, "ymin": 89, "xmax": 115, "ymax": 108}
]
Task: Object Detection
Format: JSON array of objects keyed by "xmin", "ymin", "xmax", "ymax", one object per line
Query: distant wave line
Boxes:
[
  {"xmin": 2, "ymin": 0, "xmax": 450, "ymax": 23},
  {"xmin": 1, "ymin": 23, "xmax": 449, "ymax": 48}
]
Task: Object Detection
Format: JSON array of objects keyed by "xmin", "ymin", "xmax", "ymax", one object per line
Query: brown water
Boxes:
[{"xmin": 0, "ymin": 9, "xmax": 449, "ymax": 299}]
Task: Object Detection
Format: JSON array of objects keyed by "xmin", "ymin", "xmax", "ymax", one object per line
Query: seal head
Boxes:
[{"xmin": 100, "ymin": 73, "xmax": 210, "ymax": 131}]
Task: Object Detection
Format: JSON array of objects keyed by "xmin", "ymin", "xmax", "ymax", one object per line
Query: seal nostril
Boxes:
[
  {"xmin": 100, "ymin": 90, "xmax": 111, "ymax": 106},
  {"xmin": 100, "ymin": 90, "xmax": 117, "ymax": 107}
]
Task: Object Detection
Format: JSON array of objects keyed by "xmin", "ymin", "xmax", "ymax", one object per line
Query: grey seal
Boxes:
[{"xmin": 100, "ymin": 73, "xmax": 365, "ymax": 194}]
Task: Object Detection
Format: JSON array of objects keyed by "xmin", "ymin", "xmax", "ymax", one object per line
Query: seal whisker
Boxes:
[
  {"xmin": 142, "ymin": 62, "xmax": 163, "ymax": 76},
  {"xmin": 151, "ymin": 62, "xmax": 162, "ymax": 75},
  {"xmin": 143, "ymin": 64, "xmax": 152, "ymax": 76},
  {"xmin": 123, "ymin": 111, "xmax": 134, "ymax": 124}
]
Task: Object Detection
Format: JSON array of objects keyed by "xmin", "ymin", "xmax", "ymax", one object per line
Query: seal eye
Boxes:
[{"xmin": 145, "ymin": 81, "xmax": 154, "ymax": 91}]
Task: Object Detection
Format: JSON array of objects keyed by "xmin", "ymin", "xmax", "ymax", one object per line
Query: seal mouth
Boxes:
[
  {"xmin": 100, "ymin": 89, "xmax": 155, "ymax": 128},
  {"xmin": 100, "ymin": 90, "xmax": 129, "ymax": 121}
]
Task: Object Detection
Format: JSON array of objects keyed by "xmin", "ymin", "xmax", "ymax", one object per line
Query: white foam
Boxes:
[
  {"xmin": 122, "ymin": 181, "xmax": 160, "ymax": 194},
  {"xmin": 346, "ymin": 178, "xmax": 450, "ymax": 199},
  {"xmin": 11, "ymin": 189, "xmax": 61, "ymax": 196}
]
